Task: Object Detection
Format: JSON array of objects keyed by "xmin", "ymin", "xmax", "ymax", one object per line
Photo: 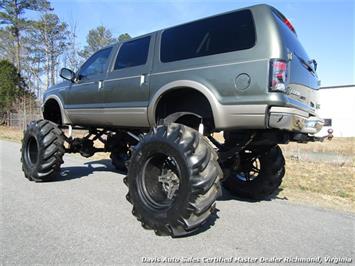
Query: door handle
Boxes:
[
  {"xmin": 97, "ymin": 80, "xmax": 104, "ymax": 90},
  {"xmin": 140, "ymin": 74, "xmax": 148, "ymax": 86}
]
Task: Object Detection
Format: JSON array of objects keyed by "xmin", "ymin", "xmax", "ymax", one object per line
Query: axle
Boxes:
[{"xmin": 60, "ymin": 126, "xmax": 139, "ymax": 158}]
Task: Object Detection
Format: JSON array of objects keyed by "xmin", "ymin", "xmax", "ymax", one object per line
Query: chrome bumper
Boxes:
[{"xmin": 268, "ymin": 107, "xmax": 324, "ymax": 134}]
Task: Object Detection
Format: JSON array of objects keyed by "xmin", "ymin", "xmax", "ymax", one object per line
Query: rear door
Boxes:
[
  {"xmin": 102, "ymin": 34, "xmax": 155, "ymax": 127},
  {"xmin": 273, "ymin": 9, "xmax": 320, "ymax": 114}
]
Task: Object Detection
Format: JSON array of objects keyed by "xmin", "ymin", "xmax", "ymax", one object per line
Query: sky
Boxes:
[{"xmin": 48, "ymin": 0, "xmax": 354, "ymax": 87}]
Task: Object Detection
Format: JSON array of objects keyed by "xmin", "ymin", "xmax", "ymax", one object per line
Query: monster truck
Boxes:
[{"xmin": 21, "ymin": 4, "xmax": 332, "ymax": 236}]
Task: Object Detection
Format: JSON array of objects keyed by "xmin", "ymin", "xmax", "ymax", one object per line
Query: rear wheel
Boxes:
[
  {"xmin": 110, "ymin": 149, "xmax": 130, "ymax": 174},
  {"xmin": 108, "ymin": 132, "xmax": 136, "ymax": 174},
  {"xmin": 223, "ymin": 145, "xmax": 285, "ymax": 200},
  {"xmin": 21, "ymin": 120, "xmax": 65, "ymax": 182},
  {"xmin": 126, "ymin": 123, "xmax": 222, "ymax": 237}
]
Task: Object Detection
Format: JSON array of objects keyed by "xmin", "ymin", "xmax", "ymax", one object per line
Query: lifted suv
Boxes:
[{"xmin": 21, "ymin": 4, "xmax": 332, "ymax": 236}]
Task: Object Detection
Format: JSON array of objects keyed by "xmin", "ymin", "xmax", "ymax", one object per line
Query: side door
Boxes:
[
  {"xmin": 101, "ymin": 35, "xmax": 154, "ymax": 127},
  {"xmin": 66, "ymin": 47, "xmax": 113, "ymax": 125}
]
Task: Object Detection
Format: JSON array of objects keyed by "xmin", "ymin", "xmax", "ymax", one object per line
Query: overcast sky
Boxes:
[{"xmin": 49, "ymin": 0, "xmax": 354, "ymax": 87}]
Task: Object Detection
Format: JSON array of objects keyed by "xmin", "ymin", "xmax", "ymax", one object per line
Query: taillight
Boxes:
[
  {"xmin": 273, "ymin": 9, "xmax": 297, "ymax": 35},
  {"xmin": 284, "ymin": 18, "xmax": 296, "ymax": 34},
  {"xmin": 269, "ymin": 59, "xmax": 288, "ymax": 92}
]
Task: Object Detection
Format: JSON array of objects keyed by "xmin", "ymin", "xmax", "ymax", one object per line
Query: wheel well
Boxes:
[
  {"xmin": 155, "ymin": 88, "xmax": 215, "ymax": 130},
  {"xmin": 43, "ymin": 99, "xmax": 62, "ymax": 125}
]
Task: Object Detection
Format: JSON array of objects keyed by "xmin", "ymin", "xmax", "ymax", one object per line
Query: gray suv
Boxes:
[{"xmin": 21, "ymin": 4, "xmax": 331, "ymax": 237}]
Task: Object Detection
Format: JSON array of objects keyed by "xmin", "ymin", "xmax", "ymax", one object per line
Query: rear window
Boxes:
[
  {"xmin": 160, "ymin": 9, "xmax": 255, "ymax": 63},
  {"xmin": 114, "ymin": 36, "xmax": 150, "ymax": 70}
]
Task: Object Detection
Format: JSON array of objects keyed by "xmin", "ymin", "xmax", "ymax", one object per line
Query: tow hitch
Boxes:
[{"xmin": 292, "ymin": 128, "xmax": 334, "ymax": 143}]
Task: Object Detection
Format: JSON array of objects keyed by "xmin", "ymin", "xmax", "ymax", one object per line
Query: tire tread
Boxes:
[
  {"xmin": 21, "ymin": 119, "xmax": 64, "ymax": 182},
  {"xmin": 127, "ymin": 123, "xmax": 222, "ymax": 237}
]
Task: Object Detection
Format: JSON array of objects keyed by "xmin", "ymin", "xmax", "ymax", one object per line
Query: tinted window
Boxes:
[
  {"xmin": 79, "ymin": 47, "xmax": 112, "ymax": 77},
  {"xmin": 114, "ymin": 36, "xmax": 150, "ymax": 70},
  {"xmin": 161, "ymin": 10, "xmax": 255, "ymax": 62}
]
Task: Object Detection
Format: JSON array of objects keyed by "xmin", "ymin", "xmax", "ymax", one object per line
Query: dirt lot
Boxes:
[{"xmin": 1, "ymin": 126, "xmax": 354, "ymax": 212}]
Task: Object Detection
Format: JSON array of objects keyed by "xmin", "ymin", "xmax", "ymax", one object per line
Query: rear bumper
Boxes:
[{"xmin": 268, "ymin": 107, "xmax": 324, "ymax": 134}]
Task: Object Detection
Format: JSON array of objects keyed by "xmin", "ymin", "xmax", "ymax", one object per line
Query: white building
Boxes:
[{"xmin": 317, "ymin": 85, "xmax": 355, "ymax": 137}]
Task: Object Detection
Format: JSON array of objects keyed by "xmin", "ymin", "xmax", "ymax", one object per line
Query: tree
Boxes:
[
  {"xmin": 22, "ymin": 25, "xmax": 46, "ymax": 97},
  {"xmin": 31, "ymin": 12, "xmax": 70, "ymax": 87},
  {"xmin": 0, "ymin": 27, "xmax": 16, "ymax": 64},
  {"xmin": 79, "ymin": 26, "xmax": 115, "ymax": 59},
  {"xmin": 118, "ymin": 33, "xmax": 131, "ymax": 42},
  {"xmin": 0, "ymin": 0, "xmax": 52, "ymax": 72},
  {"xmin": 0, "ymin": 60, "xmax": 26, "ymax": 113},
  {"xmin": 62, "ymin": 21, "xmax": 82, "ymax": 71}
]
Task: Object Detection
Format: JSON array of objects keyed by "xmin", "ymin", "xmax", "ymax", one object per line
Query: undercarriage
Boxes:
[
  {"xmin": 60, "ymin": 124, "xmax": 333, "ymax": 162},
  {"xmin": 62, "ymin": 126, "xmax": 138, "ymax": 157}
]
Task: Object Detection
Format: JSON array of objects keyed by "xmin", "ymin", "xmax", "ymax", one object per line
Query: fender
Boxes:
[
  {"xmin": 148, "ymin": 80, "xmax": 221, "ymax": 126},
  {"xmin": 42, "ymin": 95, "xmax": 72, "ymax": 125}
]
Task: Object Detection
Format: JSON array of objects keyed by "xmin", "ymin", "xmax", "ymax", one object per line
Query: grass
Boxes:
[
  {"xmin": 1, "ymin": 126, "xmax": 354, "ymax": 213},
  {"xmin": 282, "ymin": 138, "xmax": 354, "ymax": 156},
  {"xmin": 280, "ymin": 159, "xmax": 354, "ymax": 212},
  {"xmin": 0, "ymin": 126, "xmax": 24, "ymax": 142}
]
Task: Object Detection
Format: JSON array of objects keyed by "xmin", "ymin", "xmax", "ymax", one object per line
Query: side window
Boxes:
[
  {"xmin": 160, "ymin": 9, "xmax": 255, "ymax": 62},
  {"xmin": 79, "ymin": 47, "xmax": 112, "ymax": 77},
  {"xmin": 114, "ymin": 36, "xmax": 150, "ymax": 70}
]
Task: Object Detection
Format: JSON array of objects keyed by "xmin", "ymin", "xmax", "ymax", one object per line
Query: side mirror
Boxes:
[{"xmin": 60, "ymin": 68, "xmax": 75, "ymax": 82}]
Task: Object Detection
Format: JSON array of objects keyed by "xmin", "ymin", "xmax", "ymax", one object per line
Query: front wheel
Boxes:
[
  {"xmin": 223, "ymin": 145, "xmax": 285, "ymax": 200},
  {"xmin": 21, "ymin": 120, "xmax": 65, "ymax": 181},
  {"xmin": 126, "ymin": 123, "xmax": 222, "ymax": 237}
]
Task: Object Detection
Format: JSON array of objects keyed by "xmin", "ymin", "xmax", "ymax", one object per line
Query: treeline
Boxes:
[{"xmin": 0, "ymin": 0, "xmax": 131, "ymax": 118}]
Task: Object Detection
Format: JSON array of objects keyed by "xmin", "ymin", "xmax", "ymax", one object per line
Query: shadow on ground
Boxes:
[
  {"xmin": 46, "ymin": 158, "xmax": 221, "ymax": 238},
  {"xmin": 218, "ymin": 187, "xmax": 288, "ymax": 203},
  {"xmin": 50, "ymin": 159, "xmax": 288, "ymax": 203},
  {"xmin": 49, "ymin": 159, "xmax": 120, "ymax": 182},
  {"xmin": 45, "ymin": 158, "xmax": 287, "ymax": 237}
]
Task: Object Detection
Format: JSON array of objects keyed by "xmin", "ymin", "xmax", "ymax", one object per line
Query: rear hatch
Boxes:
[{"xmin": 273, "ymin": 8, "xmax": 320, "ymax": 115}]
